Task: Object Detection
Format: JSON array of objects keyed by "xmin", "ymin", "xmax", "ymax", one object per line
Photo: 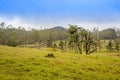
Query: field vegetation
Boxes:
[{"xmin": 0, "ymin": 45, "xmax": 120, "ymax": 80}]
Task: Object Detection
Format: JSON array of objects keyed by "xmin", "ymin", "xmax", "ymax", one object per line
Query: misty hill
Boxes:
[
  {"xmin": 50, "ymin": 26, "xmax": 67, "ymax": 31},
  {"xmin": 37, "ymin": 26, "xmax": 67, "ymax": 47},
  {"xmin": 47, "ymin": 26, "xmax": 67, "ymax": 39}
]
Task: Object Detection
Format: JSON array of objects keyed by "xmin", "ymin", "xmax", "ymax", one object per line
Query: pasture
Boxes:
[{"xmin": 0, "ymin": 45, "xmax": 120, "ymax": 80}]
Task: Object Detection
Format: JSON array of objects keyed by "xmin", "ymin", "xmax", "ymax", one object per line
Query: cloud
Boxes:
[
  {"xmin": 0, "ymin": 15, "xmax": 120, "ymax": 30},
  {"xmin": 0, "ymin": 16, "xmax": 39, "ymax": 29}
]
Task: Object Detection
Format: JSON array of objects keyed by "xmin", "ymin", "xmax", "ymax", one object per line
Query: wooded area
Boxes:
[{"xmin": 0, "ymin": 22, "xmax": 120, "ymax": 54}]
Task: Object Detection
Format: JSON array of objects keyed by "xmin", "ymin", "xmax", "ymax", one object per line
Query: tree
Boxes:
[
  {"xmin": 67, "ymin": 25, "xmax": 82, "ymax": 54},
  {"xmin": 0, "ymin": 22, "xmax": 5, "ymax": 28},
  {"xmin": 82, "ymin": 30, "xmax": 93, "ymax": 54},
  {"xmin": 67, "ymin": 25, "xmax": 94, "ymax": 54},
  {"xmin": 31, "ymin": 29, "xmax": 39, "ymax": 42},
  {"xmin": 59, "ymin": 41, "xmax": 64, "ymax": 50},
  {"xmin": 92, "ymin": 27, "xmax": 100, "ymax": 51},
  {"xmin": 17, "ymin": 27, "xmax": 27, "ymax": 46},
  {"xmin": 0, "ymin": 22, "xmax": 6, "ymax": 44},
  {"xmin": 115, "ymin": 42, "xmax": 119, "ymax": 52},
  {"xmin": 107, "ymin": 40, "xmax": 113, "ymax": 52}
]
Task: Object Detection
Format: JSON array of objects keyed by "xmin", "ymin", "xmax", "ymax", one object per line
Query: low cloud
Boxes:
[{"xmin": 0, "ymin": 15, "xmax": 120, "ymax": 30}]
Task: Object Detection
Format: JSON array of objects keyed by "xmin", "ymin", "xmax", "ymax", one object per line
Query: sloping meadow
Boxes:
[{"xmin": 0, "ymin": 45, "xmax": 120, "ymax": 80}]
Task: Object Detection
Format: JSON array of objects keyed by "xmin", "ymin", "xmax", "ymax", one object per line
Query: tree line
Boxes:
[
  {"xmin": 0, "ymin": 22, "xmax": 120, "ymax": 54},
  {"xmin": 67, "ymin": 25, "xmax": 120, "ymax": 54},
  {"xmin": 0, "ymin": 22, "xmax": 67, "ymax": 47}
]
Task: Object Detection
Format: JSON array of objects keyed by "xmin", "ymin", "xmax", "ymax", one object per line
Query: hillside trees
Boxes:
[
  {"xmin": 92, "ymin": 28, "xmax": 100, "ymax": 51},
  {"xmin": 0, "ymin": 23, "xmax": 18, "ymax": 46},
  {"xmin": 1, "ymin": 21, "xmax": 120, "ymax": 53},
  {"xmin": 100, "ymin": 28, "xmax": 117, "ymax": 40},
  {"xmin": 6, "ymin": 27, "xmax": 19, "ymax": 47},
  {"xmin": 17, "ymin": 27, "xmax": 27, "ymax": 46},
  {"xmin": 30, "ymin": 29, "xmax": 39, "ymax": 46},
  {"xmin": 0, "ymin": 22, "xmax": 67, "ymax": 47}
]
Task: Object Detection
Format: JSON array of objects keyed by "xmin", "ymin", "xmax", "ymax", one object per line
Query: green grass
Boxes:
[{"xmin": 0, "ymin": 45, "xmax": 120, "ymax": 80}]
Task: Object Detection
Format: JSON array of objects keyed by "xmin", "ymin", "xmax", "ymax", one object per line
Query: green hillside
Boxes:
[{"xmin": 0, "ymin": 45, "xmax": 120, "ymax": 80}]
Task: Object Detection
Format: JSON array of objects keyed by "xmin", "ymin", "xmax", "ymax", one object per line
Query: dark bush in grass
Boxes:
[
  {"xmin": 7, "ymin": 41, "xmax": 18, "ymax": 47},
  {"xmin": 45, "ymin": 53, "xmax": 56, "ymax": 58}
]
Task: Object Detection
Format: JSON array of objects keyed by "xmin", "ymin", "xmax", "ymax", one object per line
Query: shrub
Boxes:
[
  {"xmin": 45, "ymin": 53, "xmax": 56, "ymax": 58},
  {"xmin": 7, "ymin": 41, "xmax": 18, "ymax": 47}
]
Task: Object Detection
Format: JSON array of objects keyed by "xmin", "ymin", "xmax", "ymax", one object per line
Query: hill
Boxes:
[{"xmin": 51, "ymin": 26, "xmax": 67, "ymax": 31}]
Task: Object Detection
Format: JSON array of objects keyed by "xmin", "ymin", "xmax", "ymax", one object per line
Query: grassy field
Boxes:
[{"xmin": 0, "ymin": 45, "xmax": 120, "ymax": 80}]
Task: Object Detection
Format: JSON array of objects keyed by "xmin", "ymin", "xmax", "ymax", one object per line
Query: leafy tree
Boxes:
[
  {"xmin": 67, "ymin": 25, "xmax": 82, "ymax": 54},
  {"xmin": 83, "ymin": 31, "xmax": 93, "ymax": 54},
  {"xmin": 67, "ymin": 25, "xmax": 94, "ymax": 54},
  {"xmin": 92, "ymin": 27, "xmax": 100, "ymax": 51},
  {"xmin": 0, "ymin": 22, "xmax": 6, "ymax": 44},
  {"xmin": 115, "ymin": 42, "xmax": 119, "ymax": 52},
  {"xmin": 0, "ymin": 22, "xmax": 5, "ymax": 28},
  {"xmin": 107, "ymin": 40, "xmax": 113, "ymax": 52},
  {"xmin": 47, "ymin": 34, "xmax": 53, "ymax": 47},
  {"xmin": 59, "ymin": 41, "xmax": 64, "ymax": 50},
  {"xmin": 7, "ymin": 40, "xmax": 18, "ymax": 47},
  {"xmin": 31, "ymin": 29, "xmax": 39, "ymax": 45}
]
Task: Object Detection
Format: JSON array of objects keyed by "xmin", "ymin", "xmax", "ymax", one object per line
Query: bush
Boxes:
[
  {"xmin": 45, "ymin": 53, "xmax": 56, "ymax": 58},
  {"xmin": 7, "ymin": 41, "xmax": 18, "ymax": 47}
]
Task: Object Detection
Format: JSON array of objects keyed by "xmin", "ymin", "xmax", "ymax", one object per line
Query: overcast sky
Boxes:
[{"xmin": 0, "ymin": 0, "xmax": 120, "ymax": 30}]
